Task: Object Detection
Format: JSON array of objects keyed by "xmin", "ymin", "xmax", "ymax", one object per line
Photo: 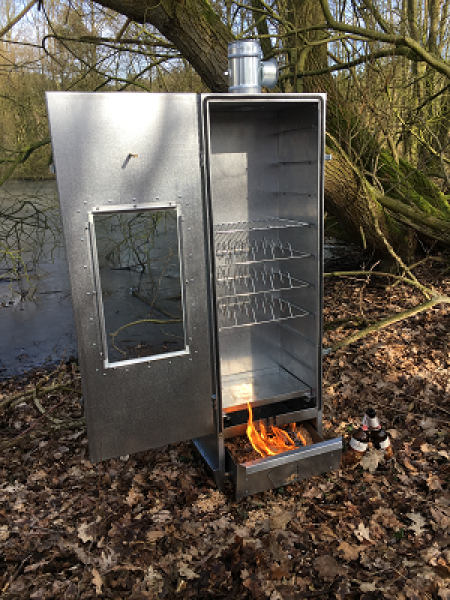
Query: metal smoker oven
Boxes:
[{"xmin": 47, "ymin": 86, "xmax": 341, "ymax": 499}]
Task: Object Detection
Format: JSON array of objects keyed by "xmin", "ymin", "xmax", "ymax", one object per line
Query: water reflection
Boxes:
[
  {"xmin": 0, "ymin": 181, "xmax": 76, "ymax": 378},
  {"xmin": 93, "ymin": 209, "xmax": 185, "ymax": 364}
]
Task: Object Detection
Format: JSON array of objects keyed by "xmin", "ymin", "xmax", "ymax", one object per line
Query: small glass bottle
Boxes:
[
  {"xmin": 365, "ymin": 407, "xmax": 394, "ymax": 460},
  {"xmin": 362, "ymin": 407, "xmax": 378, "ymax": 430},
  {"xmin": 341, "ymin": 425, "xmax": 370, "ymax": 467}
]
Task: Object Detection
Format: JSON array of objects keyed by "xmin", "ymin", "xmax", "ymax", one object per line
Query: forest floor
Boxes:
[{"xmin": 1, "ymin": 259, "xmax": 450, "ymax": 599}]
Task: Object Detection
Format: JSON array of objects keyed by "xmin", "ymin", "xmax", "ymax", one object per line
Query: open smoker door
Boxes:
[{"xmin": 47, "ymin": 93, "xmax": 216, "ymax": 462}]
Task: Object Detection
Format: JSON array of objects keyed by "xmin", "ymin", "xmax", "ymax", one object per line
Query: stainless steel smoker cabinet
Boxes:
[{"xmin": 47, "ymin": 92, "xmax": 342, "ymax": 499}]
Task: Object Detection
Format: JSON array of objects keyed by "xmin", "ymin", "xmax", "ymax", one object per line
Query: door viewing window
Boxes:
[{"xmin": 92, "ymin": 207, "xmax": 186, "ymax": 365}]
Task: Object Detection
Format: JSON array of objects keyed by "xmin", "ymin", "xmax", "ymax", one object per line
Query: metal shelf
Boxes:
[
  {"xmin": 214, "ymin": 218, "xmax": 309, "ymax": 234},
  {"xmin": 215, "ymin": 237, "xmax": 311, "ymax": 264},
  {"xmin": 216, "ymin": 265, "xmax": 310, "ymax": 298},
  {"xmin": 221, "ymin": 367, "xmax": 311, "ymax": 412},
  {"xmin": 217, "ymin": 294, "xmax": 310, "ymax": 330}
]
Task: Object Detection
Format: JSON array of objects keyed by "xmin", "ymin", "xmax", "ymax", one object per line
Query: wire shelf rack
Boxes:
[
  {"xmin": 214, "ymin": 218, "xmax": 310, "ymax": 234},
  {"xmin": 216, "ymin": 265, "xmax": 310, "ymax": 298},
  {"xmin": 215, "ymin": 237, "xmax": 311, "ymax": 264},
  {"xmin": 217, "ymin": 294, "xmax": 310, "ymax": 330}
]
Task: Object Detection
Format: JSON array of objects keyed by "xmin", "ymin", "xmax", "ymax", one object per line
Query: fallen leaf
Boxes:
[
  {"xmin": 420, "ymin": 418, "xmax": 438, "ymax": 430},
  {"xmin": 314, "ymin": 555, "xmax": 342, "ymax": 581},
  {"xmin": 420, "ymin": 443, "xmax": 435, "ymax": 453},
  {"xmin": 406, "ymin": 512, "xmax": 426, "ymax": 536},
  {"xmin": 427, "ymin": 474, "xmax": 442, "ymax": 491},
  {"xmin": 58, "ymin": 539, "xmax": 90, "ymax": 564},
  {"xmin": 404, "ymin": 584, "xmax": 426, "ymax": 600},
  {"xmin": 369, "ymin": 519, "xmax": 385, "ymax": 539},
  {"xmin": 126, "ymin": 487, "xmax": 143, "ymax": 507},
  {"xmin": 152, "ymin": 510, "xmax": 172, "ymax": 524},
  {"xmin": 360, "ymin": 449, "xmax": 383, "ymax": 473},
  {"xmin": 0, "ymin": 525, "xmax": 9, "ymax": 541},
  {"xmin": 359, "ymin": 582, "xmax": 377, "ymax": 592},
  {"xmin": 92, "ymin": 567, "xmax": 103, "ymax": 595},
  {"xmin": 78, "ymin": 521, "xmax": 95, "ymax": 544},
  {"xmin": 234, "ymin": 526, "xmax": 250, "ymax": 538},
  {"xmin": 354, "ymin": 522, "xmax": 371, "ymax": 542},
  {"xmin": 210, "ymin": 516, "xmax": 231, "ymax": 530},
  {"xmin": 270, "ymin": 511, "xmax": 293, "ymax": 530},
  {"xmin": 337, "ymin": 541, "xmax": 361, "ymax": 561},
  {"xmin": 372, "ymin": 507, "xmax": 402, "ymax": 530},
  {"xmin": 402, "ymin": 457, "xmax": 418, "ymax": 472},
  {"xmin": 178, "ymin": 563, "xmax": 199, "ymax": 579},
  {"xmin": 146, "ymin": 530, "xmax": 165, "ymax": 542},
  {"xmin": 437, "ymin": 557, "xmax": 450, "ymax": 574},
  {"xmin": 318, "ymin": 523, "xmax": 338, "ymax": 540},
  {"xmin": 193, "ymin": 491, "xmax": 225, "ymax": 513},
  {"xmin": 430, "ymin": 507, "xmax": 450, "ymax": 531},
  {"xmin": 422, "ymin": 544, "xmax": 440, "ymax": 565},
  {"xmin": 270, "ymin": 563, "xmax": 290, "ymax": 580},
  {"xmin": 243, "ymin": 576, "xmax": 262, "ymax": 595},
  {"xmin": 99, "ymin": 550, "xmax": 118, "ymax": 571}
]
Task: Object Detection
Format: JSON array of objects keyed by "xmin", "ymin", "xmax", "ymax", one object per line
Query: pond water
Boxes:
[
  {"xmin": 0, "ymin": 180, "xmax": 362, "ymax": 379},
  {"xmin": 0, "ymin": 181, "xmax": 77, "ymax": 378}
]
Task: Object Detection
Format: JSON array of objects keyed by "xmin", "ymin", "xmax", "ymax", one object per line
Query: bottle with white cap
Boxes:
[{"xmin": 364, "ymin": 407, "xmax": 393, "ymax": 460}]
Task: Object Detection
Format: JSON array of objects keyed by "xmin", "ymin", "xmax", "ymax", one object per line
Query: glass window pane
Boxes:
[{"xmin": 93, "ymin": 209, "xmax": 185, "ymax": 364}]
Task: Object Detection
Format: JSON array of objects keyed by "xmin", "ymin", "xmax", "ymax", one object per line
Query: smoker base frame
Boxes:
[{"xmin": 225, "ymin": 422, "xmax": 342, "ymax": 499}]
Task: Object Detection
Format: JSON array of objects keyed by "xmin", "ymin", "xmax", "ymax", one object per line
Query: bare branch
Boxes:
[{"xmin": 0, "ymin": 0, "xmax": 38, "ymax": 39}]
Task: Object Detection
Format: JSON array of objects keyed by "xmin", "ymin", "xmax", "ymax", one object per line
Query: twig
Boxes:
[
  {"xmin": 33, "ymin": 390, "xmax": 66, "ymax": 424},
  {"xmin": 368, "ymin": 401, "xmax": 450, "ymax": 426},
  {"xmin": 0, "ymin": 400, "xmax": 64, "ymax": 451},
  {"xmin": 1, "ymin": 554, "xmax": 32, "ymax": 595},
  {"xmin": 413, "ymin": 396, "xmax": 450, "ymax": 417},
  {"xmin": 0, "ymin": 378, "xmax": 82, "ymax": 410},
  {"xmin": 330, "ymin": 295, "xmax": 450, "ymax": 352},
  {"xmin": 324, "ymin": 269, "xmax": 432, "ymax": 296}
]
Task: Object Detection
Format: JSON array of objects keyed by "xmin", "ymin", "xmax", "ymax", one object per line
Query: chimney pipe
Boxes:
[{"xmin": 227, "ymin": 40, "xmax": 278, "ymax": 93}]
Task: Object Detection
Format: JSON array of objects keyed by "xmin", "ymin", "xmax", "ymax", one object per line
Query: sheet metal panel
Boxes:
[
  {"xmin": 47, "ymin": 92, "xmax": 215, "ymax": 461},
  {"xmin": 202, "ymin": 94, "xmax": 326, "ymax": 422}
]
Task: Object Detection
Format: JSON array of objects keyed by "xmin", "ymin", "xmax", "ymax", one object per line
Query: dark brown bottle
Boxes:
[
  {"xmin": 365, "ymin": 407, "xmax": 394, "ymax": 460},
  {"xmin": 341, "ymin": 426, "xmax": 370, "ymax": 467}
]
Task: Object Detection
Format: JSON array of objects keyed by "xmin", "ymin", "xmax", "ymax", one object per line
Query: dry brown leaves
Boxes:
[{"xmin": 0, "ymin": 261, "xmax": 450, "ymax": 598}]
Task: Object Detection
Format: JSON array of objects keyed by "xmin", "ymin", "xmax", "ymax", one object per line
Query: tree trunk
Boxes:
[{"xmin": 95, "ymin": 0, "xmax": 231, "ymax": 92}]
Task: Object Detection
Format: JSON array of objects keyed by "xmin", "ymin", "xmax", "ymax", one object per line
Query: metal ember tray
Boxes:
[{"xmin": 226, "ymin": 422, "xmax": 342, "ymax": 499}]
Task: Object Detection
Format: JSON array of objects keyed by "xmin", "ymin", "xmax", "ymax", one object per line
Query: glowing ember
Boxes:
[{"xmin": 246, "ymin": 402, "xmax": 306, "ymax": 457}]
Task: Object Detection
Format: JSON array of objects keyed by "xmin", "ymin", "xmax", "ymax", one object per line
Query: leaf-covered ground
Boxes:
[{"xmin": 1, "ymin": 262, "xmax": 450, "ymax": 599}]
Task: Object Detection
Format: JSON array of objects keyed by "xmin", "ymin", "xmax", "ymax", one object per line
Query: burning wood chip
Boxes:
[{"xmin": 226, "ymin": 403, "xmax": 313, "ymax": 464}]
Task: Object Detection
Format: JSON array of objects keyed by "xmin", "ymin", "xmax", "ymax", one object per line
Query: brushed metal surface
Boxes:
[
  {"xmin": 47, "ymin": 91, "xmax": 330, "ymax": 496},
  {"xmin": 228, "ymin": 40, "xmax": 262, "ymax": 94},
  {"xmin": 47, "ymin": 92, "xmax": 215, "ymax": 461},
  {"xmin": 230, "ymin": 432, "xmax": 342, "ymax": 499},
  {"xmin": 203, "ymin": 95, "xmax": 326, "ymax": 419}
]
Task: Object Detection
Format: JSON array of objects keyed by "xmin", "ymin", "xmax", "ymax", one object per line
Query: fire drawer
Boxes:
[{"xmin": 226, "ymin": 422, "xmax": 342, "ymax": 499}]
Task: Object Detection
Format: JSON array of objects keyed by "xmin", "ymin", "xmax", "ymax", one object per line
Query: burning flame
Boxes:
[{"xmin": 246, "ymin": 402, "xmax": 307, "ymax": 457}]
